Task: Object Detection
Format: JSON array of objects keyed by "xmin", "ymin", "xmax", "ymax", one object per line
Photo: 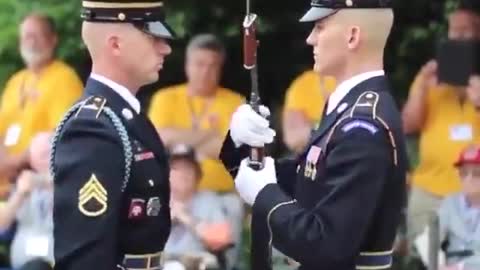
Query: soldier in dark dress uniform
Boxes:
[
  {"xmin": 219, "ymin": 1, "xmax": 409, "ymax": 270},
  {"xmin": 50, "ymin": 1, "xmax": 176, "ymax": 269}
]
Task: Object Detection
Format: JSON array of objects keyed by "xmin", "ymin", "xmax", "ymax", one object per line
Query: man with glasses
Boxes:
[{"xmin": 50, "ymin": 1, "xmax": 175, "ymax": 269}]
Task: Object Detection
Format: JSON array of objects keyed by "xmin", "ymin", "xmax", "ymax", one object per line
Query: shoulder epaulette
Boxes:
[
  {"xmin": 50, "ymin": 95, "xmax": 133, "ymax": 193},
  {"xmin": 74, "ymin": 95, "xmax": 107, "ymax": 119},
  {"xmin": 349, "ymin": 91, "xmax": 379, "ymax": 119},
  {"xmin": 323, "ymin": 90, "xmax": 398, "ymax": 166}
]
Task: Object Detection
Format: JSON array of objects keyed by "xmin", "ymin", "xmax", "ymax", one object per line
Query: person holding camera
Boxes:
[{"xmin": 402, "ymin": 1, "xmax": 480, "ymax": 252}]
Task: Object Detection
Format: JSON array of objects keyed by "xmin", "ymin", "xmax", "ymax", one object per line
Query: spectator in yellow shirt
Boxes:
[
  {"xmin": 148, "ymin": 34, "xmax": 245, "ymax": 269},
  {"xmin": 282, "ymin": 70, "xmax": 336, "ymax": 153},
  {"xmin": 402, "ymin": 6, "xmax": 480, "ymax": 245},
  {"xmin": 0, "ymin": 13, "xmax": 83, "ymax": 195}
]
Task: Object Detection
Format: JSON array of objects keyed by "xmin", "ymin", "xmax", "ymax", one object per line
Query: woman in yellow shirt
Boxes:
[{"xmin": 282, "ymin": 70, "xmax": 336, "ymax": 153}]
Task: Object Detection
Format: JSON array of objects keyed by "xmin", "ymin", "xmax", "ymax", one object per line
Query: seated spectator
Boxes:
[
  {"xmin": 437, "ymin": 145, "xmax": 480, "ymax": 270},
  {"xmin": 164, "ymin": 144, "xmax": 233, "ymax": 269},
  {"xmin": 403, "ymin": 3, "xmax": 480, "ymax": 249},
  {"xmin": 148, "ymin": 34, "xmax": 245, "ymax": 268},
  {"xmin": 0, "ymin": 132, "xmax": 53, "ymax": 270},
  {"xmin": 0, "ymin": 13, "xmax": 83, "ymax": 197},
  {"xmin": 282, "ymin": 70, "xmax": 336, "ymax": 154}
]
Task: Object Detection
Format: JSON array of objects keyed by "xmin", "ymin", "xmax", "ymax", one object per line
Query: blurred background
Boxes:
[{"xmin": 0, "ymin": 0, "xmax": 478, "ymax": 270}]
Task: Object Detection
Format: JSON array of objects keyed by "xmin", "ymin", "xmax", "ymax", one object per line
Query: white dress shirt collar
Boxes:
[
  {"xmin": 326, "ymin": 70, "xmax": 385, "ymax": 115},
  {"xmin": 90, "ymin": 73, "xmax": 141, "ymax": 114}
]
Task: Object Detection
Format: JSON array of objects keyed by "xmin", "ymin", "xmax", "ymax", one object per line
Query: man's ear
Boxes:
[
  {"xmin": 347, "ymin": 26, "xmax": 361, "ymax": 50},
  {"xmin": 108, "ymin": 35, "xmax": 121, "ymax": 56}
]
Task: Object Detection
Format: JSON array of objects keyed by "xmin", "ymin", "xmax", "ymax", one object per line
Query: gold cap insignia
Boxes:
[{"xmin": 78, "ymin": 174, "xmax": 108, "ymax": 217}]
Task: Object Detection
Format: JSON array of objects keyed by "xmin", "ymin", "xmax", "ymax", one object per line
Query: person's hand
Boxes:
[
  {"xmin": 418, "ymin": 60, "xmax": 438, "ymax": 90},
  {"xmin": 229, "ymin": 104, "xmax": 276, "ymax": 148},
  {"xmin": 170, "ymin": 201, "xmax": 192, "ymax": 225},
  {"xmin": 207, "ymin": 113, "xmax": 220, "ymax": 130},
  {"xmin": 467, "ymin": 75, "xmax": 480, "ymax": 108},
  {"xmin": 16, "ymin": 170, "xmax": 35, "ymax": 197},
  {"xmin": 29, "ymin": 132, "xmax": 52, "ymax": 173},
  {"xmin": 234, "ymin": 157, "xmax": 277, "ymax": 205},
  {"xmin": 196, "ymin": 222, "xmax": 232, "ymax": 251}
]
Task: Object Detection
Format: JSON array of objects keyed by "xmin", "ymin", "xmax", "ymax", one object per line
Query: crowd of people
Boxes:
[{"xmin": 1, "ymin": 2, "xmax": 480, "ymax": 270}]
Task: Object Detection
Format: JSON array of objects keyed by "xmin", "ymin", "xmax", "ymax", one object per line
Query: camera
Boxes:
[{"xmin": 436, "ymin": 39, "xmax": 480, "ymax": 87}]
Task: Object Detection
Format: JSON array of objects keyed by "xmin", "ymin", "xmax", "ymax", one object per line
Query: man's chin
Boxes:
[
  {"xmin": 313, "ymin": 63, "xmax": 324, "ymax": 74},
  {"xmin": 145, "ymin": 73, "xmax": 160, "ymax": 85}
]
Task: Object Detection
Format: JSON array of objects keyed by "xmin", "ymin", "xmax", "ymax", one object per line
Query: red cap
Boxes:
[{"xmin": 454, "ymin": 145, "xmax": 480, "ymax": 167}]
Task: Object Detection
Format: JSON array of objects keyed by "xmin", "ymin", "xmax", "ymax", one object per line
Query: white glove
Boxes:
[
  {"xmin": 230, "ymin": 104, "xmax": 276, "ymax": 148},
  {"xmin": 163, "ymin": 261, "xmax": 186, "ymax": 270},
  {"xmin": 234, "ymin": 157, "xmax": 277, "ymax": 205}
]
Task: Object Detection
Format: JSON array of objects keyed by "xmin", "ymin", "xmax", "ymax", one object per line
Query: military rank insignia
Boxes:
[
  {"xmin": 304, "ymin": 146, "xmax": 321, "ymax": 180},
  {"xmin": 78, "ymin": 174, "xmax": 108, "ymax": 217}
]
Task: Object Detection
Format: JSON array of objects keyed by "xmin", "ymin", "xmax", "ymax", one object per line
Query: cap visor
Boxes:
[
  {"xmin": 299, "ymin": 7, "xmax": 336, "ymax": 22},
  {"xmin": 143, "ymin": 21, "xmax": 176, "ymax": 39}
]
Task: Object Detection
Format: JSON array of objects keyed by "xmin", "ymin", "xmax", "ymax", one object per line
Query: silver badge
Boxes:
[
  {"xmin": 147, "ymin": 197, "xmax": 161, "ymax": 216},
  {"xmin": 337, "ymin": 102, "xmax": 348, "ymax": 113},
  {"xmin": 122, "ymin": 108, "xmax": 133, "ymax": 120}
]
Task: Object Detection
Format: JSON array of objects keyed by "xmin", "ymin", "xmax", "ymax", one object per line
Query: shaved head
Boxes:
[
  {"xmin": 333, "ymin": 9, "xmax": 394, "ymax": 52},
  {"xmin": 306, "ymin": 8, "xmax": 393, "ymax": 81},
  {"xmin": 82, "ymin": 21, "xmax": 171, "ymax": 90},
  {"xmin": 82, "ymin": 22, "xmax": 131, "ymax": 59}
]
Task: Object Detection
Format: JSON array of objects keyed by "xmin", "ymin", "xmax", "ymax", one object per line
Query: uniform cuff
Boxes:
[{"xmin": 253, "ymin": 183, "xmax": 293, "ymax": 217}]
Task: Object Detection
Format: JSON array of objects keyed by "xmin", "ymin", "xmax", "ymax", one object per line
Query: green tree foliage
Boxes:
[
  {"xmin": 0, "ymin": 0, "xmax": 459, "ymax": 102},
  {"xmin": 0, "ymin": 0, "xmax": 83, "ymax": 88}
]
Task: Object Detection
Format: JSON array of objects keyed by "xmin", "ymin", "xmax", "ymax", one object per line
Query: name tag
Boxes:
[
  {"xmin": 25, "ymin": 236, "xmax": 49, "ymax": 257},
  {"xmin": 449, "ymin": 124, "xmax": 473, "ymax": 141},
  {"xmin": 4, "ymin": 124, "xmax": 21, "ymax": 146}
]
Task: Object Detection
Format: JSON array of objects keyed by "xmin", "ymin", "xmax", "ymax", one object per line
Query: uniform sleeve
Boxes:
[
  {"xmin": 252, "ymin": 120, "xmax": 393, "ymax": 267},
  {"xmin": 219, "ymin": 131, "xmax": 250, "ymax": 178},
  {"xmin": 148, "ymin": 90, "xmax": 175, "ymax": 128},
  {"xmin": 53, "ymin": 115, "xmax": 124, "ymax": 270},
  {"xmin": 274, "ymin": 157, "xmax": 297, "ymax": 196},
  {"xmin": 219, "ymin": 135, "xmax": 297, "ymax": 197}
]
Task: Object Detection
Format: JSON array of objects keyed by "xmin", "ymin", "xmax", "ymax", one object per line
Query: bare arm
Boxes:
[
  {"xmin": 196, "ymin": 133, "xmax": 224, "ymax": 160},
  {"xmin": 158, "ymin": 128, "xmax": 223, "ymax": 159},
  {"xmin": 0, "ymin": 170, "xmax": 34, "ymax": 231},
  {"xmin": 402, "ymin": 60, "xmax": 436, "ymax": 134},
  {"xmin": 282, "ymin": 110, "xmax": 313, "ymax": 153},
  {"xmin": 0, "ymin": 143, "xmax": 29, "ymax": 181},
  {"xmin": 158, "ymin": 128, "xmax": 213, "ymax": 147},
  {"xmin": 0, "ymin": 190, "xmax": 28, "ymax": 230}
]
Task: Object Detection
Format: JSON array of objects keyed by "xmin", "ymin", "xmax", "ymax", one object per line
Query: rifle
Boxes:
[
  {"xmin": 243, "ymin": 3, "xmax": 274, "ymax": 270},
  {"xmin": 243, "ymin": 0, "xmax": 265, "ymax": 170}
]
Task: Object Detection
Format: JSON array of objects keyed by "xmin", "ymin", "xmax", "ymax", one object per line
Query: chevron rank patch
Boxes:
[
  {"xmin": 341, "ymin": 120, "xmax": 378, "ymax": 134},
  {"xmin": 78, "ymin": 174, "xmax": 108, "ymax": 217}
]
